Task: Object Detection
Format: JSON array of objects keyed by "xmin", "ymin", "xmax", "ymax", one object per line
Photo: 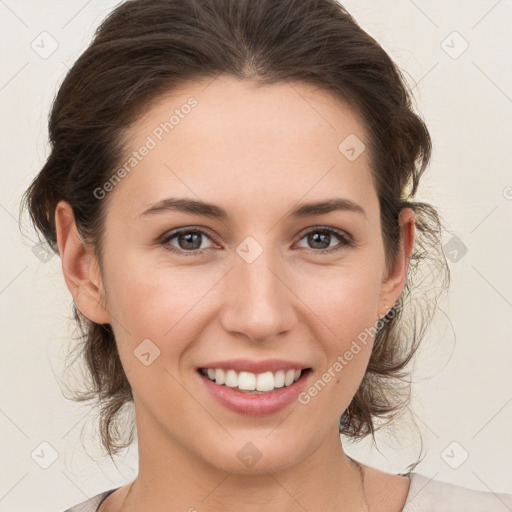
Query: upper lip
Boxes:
[{"xmin": 198, "ymin": 359, "xmax": 312, "ymax": 374}]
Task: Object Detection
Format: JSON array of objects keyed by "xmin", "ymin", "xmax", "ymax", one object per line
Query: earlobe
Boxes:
[
  {"xmin": 377, "ymin": 208, "xmax": 416, "ymax": 319},
  {"xmin": 54, "ymin": 200, "xmax": 111, "ymax": 324}
]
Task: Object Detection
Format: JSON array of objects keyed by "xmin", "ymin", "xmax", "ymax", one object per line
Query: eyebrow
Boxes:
[{"xmin": 137, "ymin": 197, "xmax": 367, "ymax": 220}]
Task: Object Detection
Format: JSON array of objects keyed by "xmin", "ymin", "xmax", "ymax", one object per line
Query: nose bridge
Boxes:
[{"xmin": 220, "ymin": 237, "xmax": 295, "ymax": 341}]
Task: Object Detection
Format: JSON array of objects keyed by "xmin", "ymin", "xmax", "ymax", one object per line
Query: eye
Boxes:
[
  {"xmin": 160, "ymin": 228, "xmax": 217, "ymax": 256},
  {"xmin": 295, "ymin": 227, "xmax": 354, "ymax": 254},
  {"xmin": 159, "ymin": 226, "xmax": 355, "ymax": 257}
]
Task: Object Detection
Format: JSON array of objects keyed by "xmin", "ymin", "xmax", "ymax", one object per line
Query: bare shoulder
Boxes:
[{"xmin": 362, "ymin": 464, "xmax": 411, "ymax": 512}]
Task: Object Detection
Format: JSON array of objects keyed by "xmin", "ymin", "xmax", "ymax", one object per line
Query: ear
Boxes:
[
  {"xmin": 377, "ymin": 207, "xmax": 416, "ymax": 319},
  {"xmin": 54, "ymin": 200, "xmax": 111, "ymax": 324}
]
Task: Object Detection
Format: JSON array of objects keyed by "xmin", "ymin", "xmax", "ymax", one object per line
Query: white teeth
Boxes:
[
  {"xmin": 256, "ymin": 371, "xmax": 274, "ymax": 392},
  {"xmin": 201, "ymin": 367, "xmax": 307, "ymax": 392},
  {"xmin": 215, "ymin": 369, "xmax": 225, "ymax": 385},
  {"xmin": 238, "ymin": 371, "xmax": 256, "ymax": 390},
  {"xmin": 284, "ymin": 369, "xmax": 295, "ymax": 386},
  {"xmin": 274, "ymin": 370, "xmax": 285, "ymax": 388},
  {"xmin": 225, "ymin": 369, "xmax": 238, "ymax": 388}
]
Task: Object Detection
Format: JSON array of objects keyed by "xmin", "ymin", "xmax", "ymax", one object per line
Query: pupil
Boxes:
[
  {"xmin": 309, "ymin": 232, "xmax": 330, "ymax": 249},
  {"xmin": 179, "ymin": 232, "xmax": 201, "ymax": 250}
]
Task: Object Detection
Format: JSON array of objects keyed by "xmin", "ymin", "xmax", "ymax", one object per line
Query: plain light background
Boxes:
[{"xmin": 0, "ymin": 1, "xmax": 511, "ymax": 510}]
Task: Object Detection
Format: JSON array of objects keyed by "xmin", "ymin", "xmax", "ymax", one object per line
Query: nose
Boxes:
[{"xmin": 219, "ymin": 245, "xmax": 296, "ymax": 343}]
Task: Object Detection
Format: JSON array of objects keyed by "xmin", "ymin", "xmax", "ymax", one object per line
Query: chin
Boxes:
[{"xmin": 195, "ymin": 431, "xmax": 317, "ymax": 475}]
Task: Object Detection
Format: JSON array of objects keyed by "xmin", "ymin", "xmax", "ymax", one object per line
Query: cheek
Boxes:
[
  {"xmin": 106, "ymin": 250, "xmax": 195, "ymax": 327},
  {"xmin": 297, "ymin": 261, "xmax": 382, "ymax": 335},
  {"xmin": 294, "ymin": 263, "xmax": 381, "ymax": 387},
  {"xmin": 104, "ymin": 257, "xmax": 222, "ymax": 364}
]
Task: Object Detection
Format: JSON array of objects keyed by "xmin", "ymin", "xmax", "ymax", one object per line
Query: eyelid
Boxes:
[
  {"xmin": 295, "ymin": 225, "xmax": 352, "ymax": 242},
  {"xmin": 159, "ymin": 225, "xmax": 216, "ymax": 241}
]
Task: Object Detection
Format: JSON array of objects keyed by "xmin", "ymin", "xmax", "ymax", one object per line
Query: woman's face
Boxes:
[{"xmin": 60, "ymin": 75, "xmax": 413, "ymax": 474}]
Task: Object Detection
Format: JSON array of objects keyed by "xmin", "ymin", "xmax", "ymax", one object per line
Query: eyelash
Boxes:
[{"xmin": 159, "ymin": 226, "xmax": 355, "ymax": 257}]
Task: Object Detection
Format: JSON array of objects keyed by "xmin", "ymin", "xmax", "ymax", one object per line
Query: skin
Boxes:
[{"xmin": 55, "ymin": 75, "xmax": 414, "ymax": 512}]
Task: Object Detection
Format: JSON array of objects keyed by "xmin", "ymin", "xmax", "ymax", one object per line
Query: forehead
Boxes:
[{"xmin": 110, "ymin": 75, "xmax": 376, "ymax": 220}]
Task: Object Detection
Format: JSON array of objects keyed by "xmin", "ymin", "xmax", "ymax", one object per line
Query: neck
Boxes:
[{"xmin": 122, "ymin": 402, "xmax": 369, "ymax": 512}]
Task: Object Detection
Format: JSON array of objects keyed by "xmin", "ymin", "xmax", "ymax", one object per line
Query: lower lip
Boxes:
[{"xmin": 198, "ymin": 369, "xmax": 311, "ymax": 416}]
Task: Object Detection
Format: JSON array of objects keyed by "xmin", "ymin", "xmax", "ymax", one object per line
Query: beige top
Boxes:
[{"xmin": 63, "ymin": 472, "xmax": 512, "ymax": 511}]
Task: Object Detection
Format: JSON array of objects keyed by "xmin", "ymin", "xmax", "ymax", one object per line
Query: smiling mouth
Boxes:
[{"xmin": 197, "ymin": 367, "xmax": 312, "ymax": 394}]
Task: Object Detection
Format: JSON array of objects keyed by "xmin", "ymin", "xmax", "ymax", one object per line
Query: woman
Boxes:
[{"xmin": 20, "ymin": 0, "xmax": 512, "ymax": 511}]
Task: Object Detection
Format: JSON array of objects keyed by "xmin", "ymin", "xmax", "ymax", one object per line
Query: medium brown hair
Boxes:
[{"xmin": 20, "ymin": 0, "xmax": 449, "ymax": 461}]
